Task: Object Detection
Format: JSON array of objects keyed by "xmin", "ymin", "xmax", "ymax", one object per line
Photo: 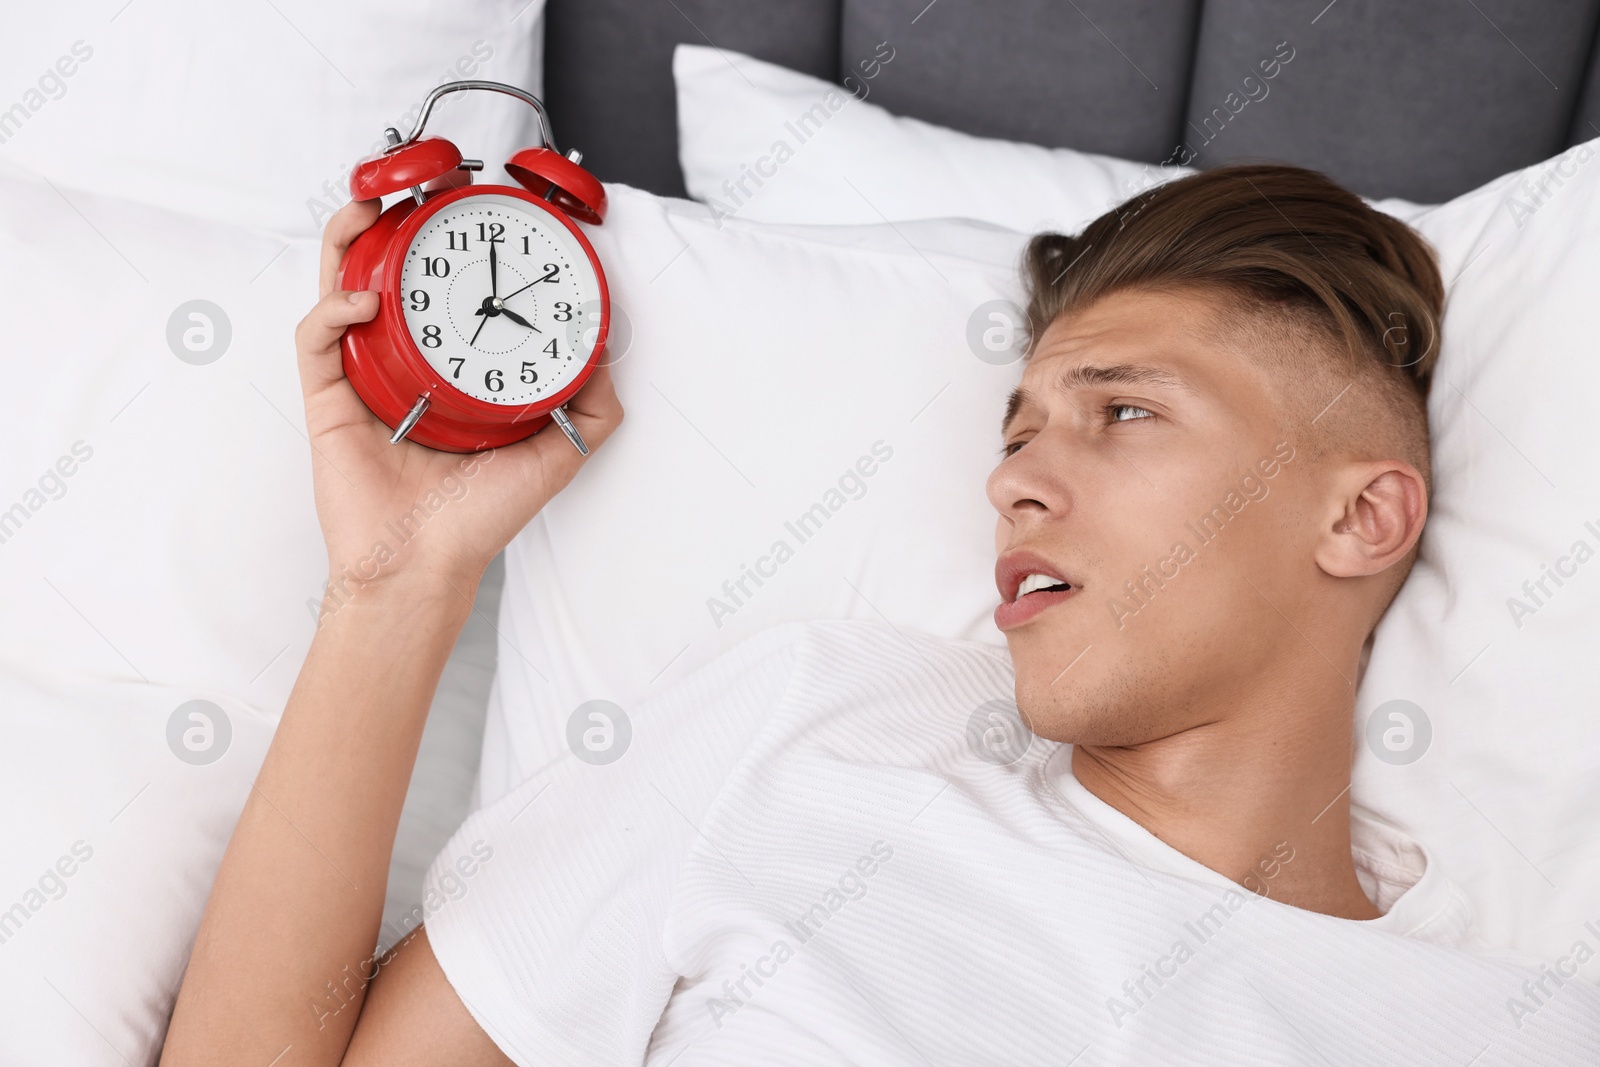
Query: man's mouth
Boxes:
[{"xmin": 994, "ymin": 551, "xmax": 1079, "ymax": 630}]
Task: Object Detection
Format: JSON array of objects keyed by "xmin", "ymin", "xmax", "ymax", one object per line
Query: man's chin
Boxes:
[
  {"xmin": 1006, "ymin": 611, "xmax": 1169, "ymax": 742},
  {"xmin": 1014, "ymin": 664, "xmax": 1163, "ymax": 749},
  {"xmin": 1015, "ymin": 684, "xmax": 1101, "ymax": 746}
]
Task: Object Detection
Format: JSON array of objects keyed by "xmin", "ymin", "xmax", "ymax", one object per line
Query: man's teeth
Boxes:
[{"xmin": 1018, "ymin": 573, "xmax": 1071, "ymax": 598}]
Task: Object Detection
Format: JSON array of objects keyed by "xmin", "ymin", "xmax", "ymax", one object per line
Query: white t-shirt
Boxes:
[
  {"xmin": 1044, "ymin": 762, "xmax": 1478, "ymax": 948},
  {"xmin": 424, "ymin": 620, "xmax": 1600, "ymax": 1066}
]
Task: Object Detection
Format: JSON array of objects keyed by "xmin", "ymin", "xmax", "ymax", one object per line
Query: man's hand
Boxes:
[{"xmin": 294, "ymin": 198, "xmax": 624, "ymax": 595}]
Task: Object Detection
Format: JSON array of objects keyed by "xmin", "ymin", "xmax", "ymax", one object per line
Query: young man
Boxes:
[{"xmin": 161, "ymin": 164, "xmax": 1600, "ymax": 1065}]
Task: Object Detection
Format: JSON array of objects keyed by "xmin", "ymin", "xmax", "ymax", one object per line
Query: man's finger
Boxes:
[
  {"xmin": 296, "ymin": 290, "xmax": 380, "ymax": 394},
  {"xmin": 319, "ymin": 198, "xmax": 383, "ymax": 299}
]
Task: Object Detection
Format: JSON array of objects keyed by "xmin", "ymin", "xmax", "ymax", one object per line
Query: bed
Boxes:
[{"xmin": 4, "ymin": 0, "xmax": 1600, "ymax": 1061}]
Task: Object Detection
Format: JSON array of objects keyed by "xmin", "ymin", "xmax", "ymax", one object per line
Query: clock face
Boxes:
[{"xmin": 400, "ymin": 192, "xmax": 604, "ymax": 406}]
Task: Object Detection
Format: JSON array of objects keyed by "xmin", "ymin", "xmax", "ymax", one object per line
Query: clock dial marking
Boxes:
[{"xmin": 400, "ymin": 193, "xmax": 602, "ymax": 405}]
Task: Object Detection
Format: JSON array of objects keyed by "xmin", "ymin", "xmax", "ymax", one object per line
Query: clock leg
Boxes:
[
  {"xmin": 550, "ymin": 406, "xmax": 589, "ymax": 456},
  {"xmin": 390, "ymin": 394, "xmax": 431, "ymax": 445}
]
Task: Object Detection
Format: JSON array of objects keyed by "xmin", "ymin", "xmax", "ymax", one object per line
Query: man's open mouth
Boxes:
[
  {"xmin": 994, "ymin": 551, "xmax": 1081, "ymax": 630},
  {"xmin": 1016, "ymin": 573, "xmax": 1073, "ymax": 599}
]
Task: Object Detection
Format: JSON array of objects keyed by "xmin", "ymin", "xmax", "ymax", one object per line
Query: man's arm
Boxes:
[
  {"xmin": 160, "ymin": 197, "xmax": 623, "ymax": 1065},
  {"xmin": 162, "ymin": 576, "xmax": 512, "ymax": 1065}
]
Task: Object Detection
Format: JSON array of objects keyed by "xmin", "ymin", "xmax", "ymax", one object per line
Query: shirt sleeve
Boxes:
[{"xmin": 419, "ymin": 620, "xmax": 806, "ymax": 1066}]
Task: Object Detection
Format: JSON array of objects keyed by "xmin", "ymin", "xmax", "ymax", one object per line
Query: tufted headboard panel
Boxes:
[{"xmin": 545, "ymin": 0, "xmax": 1600, "ymax": 204}]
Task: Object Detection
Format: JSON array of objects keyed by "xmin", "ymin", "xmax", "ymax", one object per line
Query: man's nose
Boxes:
[{"xmin": 986, "ymin": 437, "xmax": 1069, "ymax": 522}]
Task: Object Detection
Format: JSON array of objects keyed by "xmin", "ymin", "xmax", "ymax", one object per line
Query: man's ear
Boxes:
[{"xmin": 1313, "ymin": 461, "xmax": 1428, "ymax": 579}]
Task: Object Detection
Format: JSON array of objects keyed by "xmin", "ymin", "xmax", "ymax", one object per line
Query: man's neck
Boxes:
[{"xmin": 1069, "ymin": 702, "xmax": 1380, "ymax": 921}]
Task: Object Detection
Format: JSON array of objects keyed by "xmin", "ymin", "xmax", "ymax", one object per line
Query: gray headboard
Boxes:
[{"xmin": 545, "ymin": 0, "xmax": 1600, "ymax": 205}]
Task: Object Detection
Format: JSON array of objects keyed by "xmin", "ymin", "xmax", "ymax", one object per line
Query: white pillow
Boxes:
[
  {"xmin": 0, "ymin": 163, "xmax": 487, "ymax": 1060},
  {"xmin": 484, "ymin": 147, "xmax": 1600, "ymax": 977},
  {"xmin": 0, "ymin": 167, "xmax": 325, "ymax": 1061},
  {"xmin": 674, "ymin": 44, "xmax": 1432, "ymax": 230},
  {"xmin": 475, "ymin": 187, "xmax": 1028, "ymax": 798},
  {"xmin": 0, "ymin": 1, "xmax": 546, "ymax": 236},
  {"xmin": 0, "ymin": 672, "xmax": 273, "ymax": 1064},
  {"xmin": 1358, "ymin": 141, "xmax": 1600, "ymax": 968},
  {"xmin": 674, "ymin": 43, "xmax": 1178, "ymax": 234}
]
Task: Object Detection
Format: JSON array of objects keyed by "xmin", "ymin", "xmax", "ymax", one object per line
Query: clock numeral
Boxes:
[
  {"xmin": 520, "ymin": 361, "xmax": 538, "ymax": 384},
  {"xmin": 422, "ymin": 256, "xmax": 450, "ymax": 277},
  {"xmin": 448, "ymin": 357, "xmax": 465, "ymax": 379},
  {"xmin": 409, "ymin": 289, "xmax": 430, "ymax": 312},
  {"xmin": 485, "ymin": 368, "xmax": 504, "ymax": 393},
  {"xmin": 421, "ymin": 324, "xmax": 443, "ymax": 348},
  {"xmin": 537, "ymin": 263, "xmax": 560, "ymax": 284},
  {"xmin": 446, "ymin": 231, "xmax": 469, "ymax": 251},
  {"xmin": 521, "ymin": 235, "xmax": 531, "ymax": 255},
  {"xmin": 553, "ymin": 301, "xmax": 573, "ymax": 322},
  {"xmin": 543, "ymin": 338, "xmax": 559, "ymax": 358},
  {"xmin": 477, "ymin": 222, "xmax": 505, "ymax": 243}
]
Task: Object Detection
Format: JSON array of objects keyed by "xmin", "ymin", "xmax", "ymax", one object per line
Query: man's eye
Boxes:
[
  {"xmin": 1108, "ymin": 403, "xmax": 1154, "ymax": 423},
  {"xmin": 1000, "ymin": 438, "xmax": 1027, "ymax": 457}
]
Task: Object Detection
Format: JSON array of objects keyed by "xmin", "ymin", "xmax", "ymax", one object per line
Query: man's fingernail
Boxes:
[{"xmin": 348, "ymin": 291, "xmax": 367, "ymax": 304}]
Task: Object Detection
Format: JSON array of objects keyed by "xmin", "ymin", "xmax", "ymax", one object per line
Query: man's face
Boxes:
[{"xmin": 987, "ymin": 287, "xmax": 1319, "ymax": 746}]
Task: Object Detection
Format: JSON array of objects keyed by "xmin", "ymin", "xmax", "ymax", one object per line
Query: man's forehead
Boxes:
[{"xmin": 999, "ymin": 293, "xmax": 1278, "ymax": 435}]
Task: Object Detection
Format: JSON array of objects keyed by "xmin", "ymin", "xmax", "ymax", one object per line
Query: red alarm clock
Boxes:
[{"xmin": 336, "ymin": 80, "xmax": 609, "ymax": 454}]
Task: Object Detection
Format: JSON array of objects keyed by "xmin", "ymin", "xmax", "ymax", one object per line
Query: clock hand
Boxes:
[
  {"xmin": 500, "ymin": 264, "xmax": 559, "ymax": 302},
  {"xmin": 489, "ymin": 240, "xmax": 499, "ymax": 298},
  {"xmin": 469, "ymin": 308, "xmax": 490, "ymax": 348},
  {"xmin": 497, "ymin": 304, "xmax": 540, "ymax": 332}
]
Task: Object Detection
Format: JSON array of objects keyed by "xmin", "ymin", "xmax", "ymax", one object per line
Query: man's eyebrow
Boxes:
[
  {"xmin": 1001, "ymin": 388, "xmax": 1033, "ymax": 437},
  {"xmin": 1058, "ymin": 362, "xmax": 1193, "ymax": 393},
  {"xmin": 1000, "ymin": 363, "xmax": 1194, "ymax": 435}
]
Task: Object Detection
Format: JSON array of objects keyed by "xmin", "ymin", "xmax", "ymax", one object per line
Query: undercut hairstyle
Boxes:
[{"xmin": 1022, "ymin": 163, "xmax": 1444, "ymax": 499}]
